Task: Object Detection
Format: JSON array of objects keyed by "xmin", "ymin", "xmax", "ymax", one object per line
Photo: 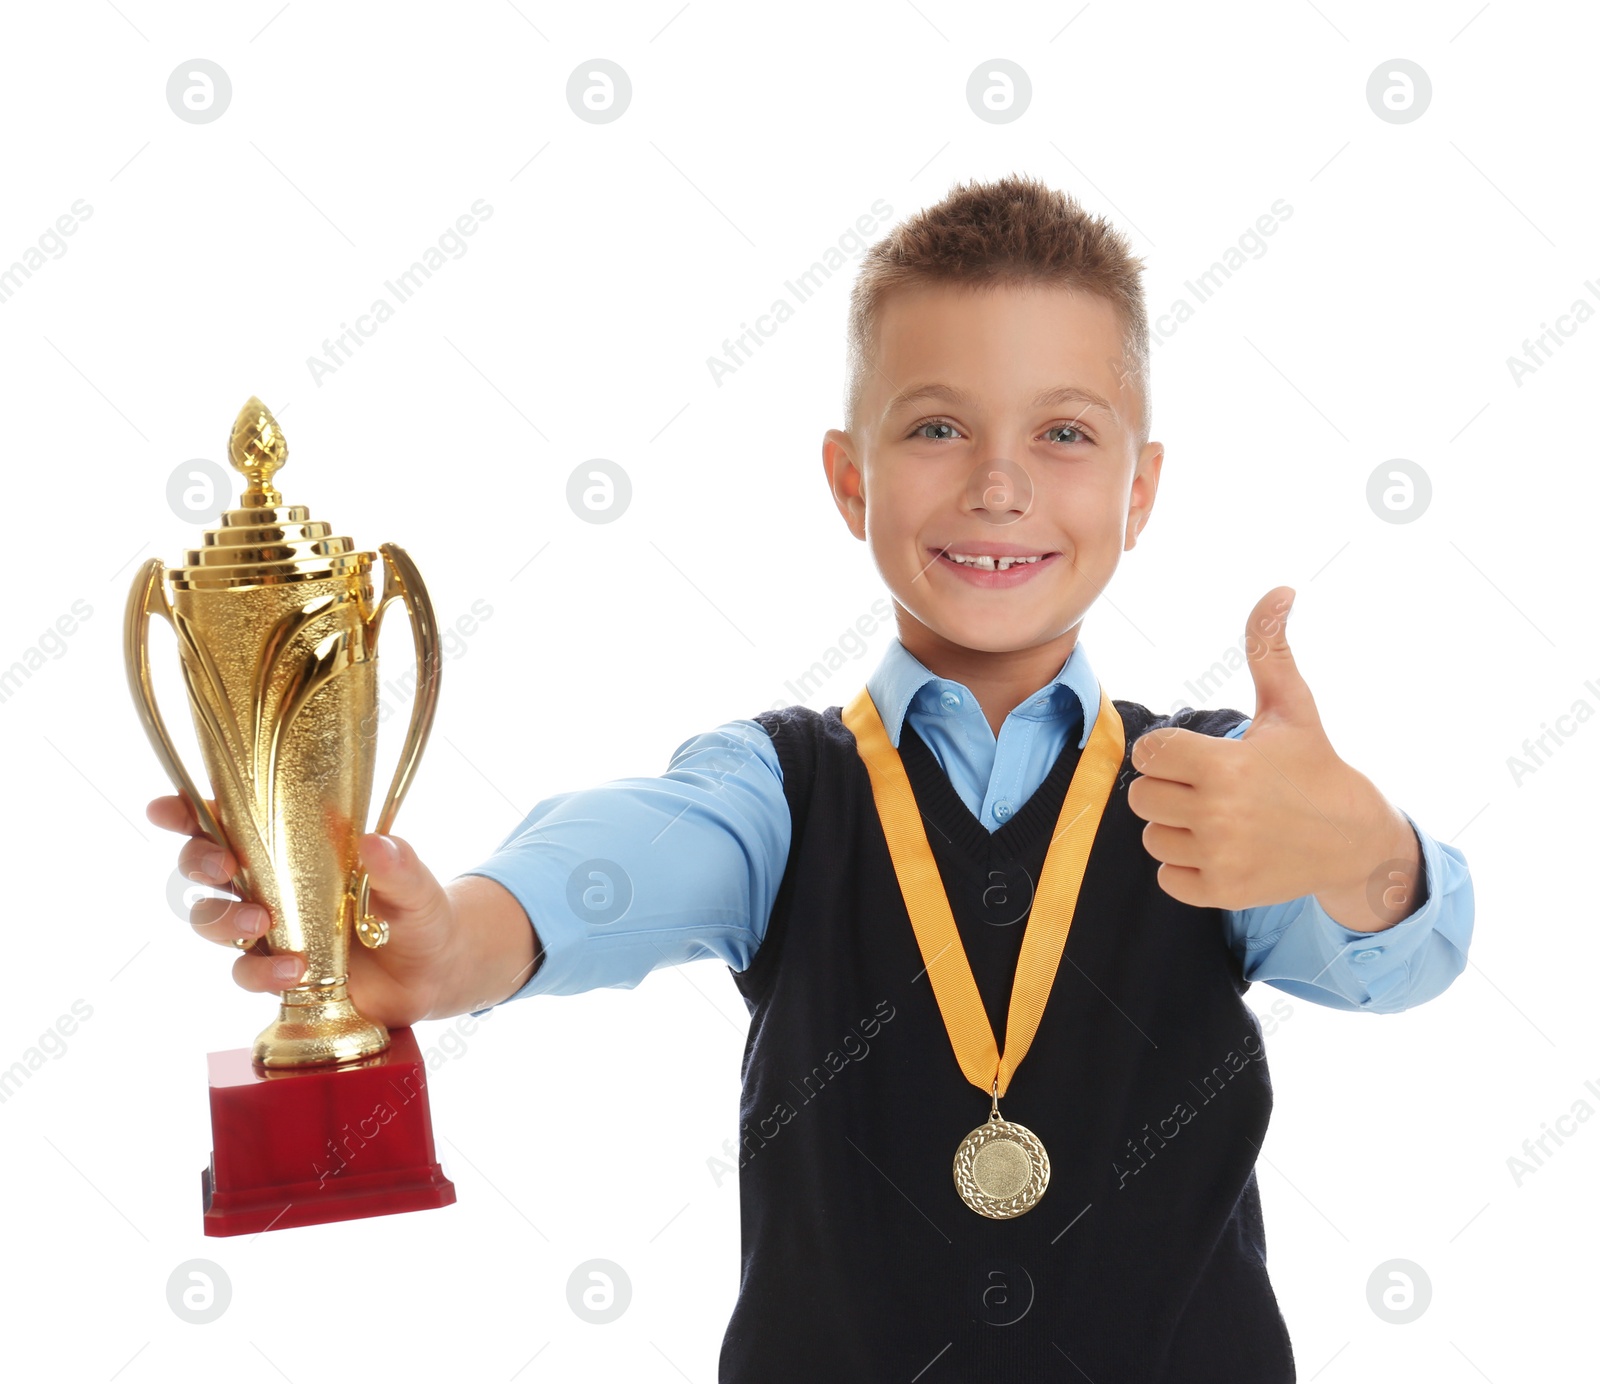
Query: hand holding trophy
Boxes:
[{"xmin": 125, "ymin": 397, "xmax": 457, "ymax": 1235}]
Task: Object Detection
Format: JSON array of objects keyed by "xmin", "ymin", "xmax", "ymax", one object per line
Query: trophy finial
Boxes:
[{"xmin": 229, "ymin": 396, "xmax": 288, "ymax": 507}]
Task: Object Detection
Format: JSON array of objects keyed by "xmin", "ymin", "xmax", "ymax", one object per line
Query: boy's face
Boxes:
[{"xmin": 823, "ymin": 282, "xmax": 1162, "ymax": 666}]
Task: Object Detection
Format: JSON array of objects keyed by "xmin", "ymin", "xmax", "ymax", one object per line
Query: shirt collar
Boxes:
[{"xmin": 862, "ymin": 636, "xmax": 1102, "ymax": 749}]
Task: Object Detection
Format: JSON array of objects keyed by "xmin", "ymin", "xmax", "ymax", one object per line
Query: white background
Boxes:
[{"xmin": 1, "ymin": 2, "xmax": 1594, "ymax": 1380}]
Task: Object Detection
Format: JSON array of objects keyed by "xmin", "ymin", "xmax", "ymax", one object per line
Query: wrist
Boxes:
[
  {"xmin": 1312, "ymin": 788, "xmax": 1421, "ymax": 932},
  {"xmin": 419, "ymin": 878, "xmax": 473, "ymax": 1021},
  {"xmin": 423, "ymin": 874, "xmax": 539, "ymax": 1020}
]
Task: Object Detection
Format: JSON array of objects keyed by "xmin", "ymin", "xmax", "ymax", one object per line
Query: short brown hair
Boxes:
[{"xmin": 844, "ymin": 174, "xmax": 1150, "ymax": 446}]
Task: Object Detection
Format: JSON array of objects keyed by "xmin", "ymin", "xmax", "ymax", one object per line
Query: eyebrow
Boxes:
[{"xmin": 882, "ymin": 381, "xmax": 1119, "ymax": 421}]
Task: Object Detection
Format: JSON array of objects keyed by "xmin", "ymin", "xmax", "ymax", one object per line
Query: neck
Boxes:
[{"xmin": 896, "ymin": 616, "xmax": 1082, "ymax": 739}]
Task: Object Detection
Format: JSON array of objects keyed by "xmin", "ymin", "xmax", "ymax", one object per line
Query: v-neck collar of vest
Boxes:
[{"xmin": 893, "ymin": 718, "xmax": 1091, "ymax": 862}]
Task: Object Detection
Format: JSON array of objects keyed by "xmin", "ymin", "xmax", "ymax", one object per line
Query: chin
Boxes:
[{"xmin": 923, "ymin": 608, "xmax": 1056, "ymax": 653}]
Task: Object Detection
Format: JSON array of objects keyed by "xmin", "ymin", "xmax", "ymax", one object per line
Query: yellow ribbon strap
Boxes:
[{"xmin": 842, "ymin": 682, "xmax": 1125, "ymax": 1100}]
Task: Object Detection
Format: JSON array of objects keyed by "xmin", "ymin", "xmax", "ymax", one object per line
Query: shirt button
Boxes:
[
  {"xmin": 993, "ymin": 800, "xmax": 1013, "ymax": 820},
  {"xmin": 1353, "ymin": 947, "xmax": 1384, "ymax": 962},
  {"xmin": 939, "ymin": 689, "xmax": 963, "ymax": 713}
]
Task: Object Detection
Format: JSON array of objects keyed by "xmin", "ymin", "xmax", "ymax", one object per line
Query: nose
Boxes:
[{"xmin": 964, "ymin": 456, "xmax": 1034, "ymax": 524}]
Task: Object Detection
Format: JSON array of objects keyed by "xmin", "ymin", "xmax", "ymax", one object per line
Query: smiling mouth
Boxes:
[{"xmin": 931, "ymin": 545, "xmax": 1059, "ymax": 572}]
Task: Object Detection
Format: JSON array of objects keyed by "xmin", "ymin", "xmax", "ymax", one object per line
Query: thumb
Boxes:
[
  {"xmin": 358, "ymin": 833, "xmax": 452, "ymax": 932},
  {"xmin": 1243, "ymin": 586, "xmax": 1317, "ymax": 727}
]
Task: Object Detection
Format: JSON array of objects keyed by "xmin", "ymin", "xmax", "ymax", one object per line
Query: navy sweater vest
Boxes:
[{"xmin": 717, "ymin": 699, "xmax": 1296, "ymax": 1383}]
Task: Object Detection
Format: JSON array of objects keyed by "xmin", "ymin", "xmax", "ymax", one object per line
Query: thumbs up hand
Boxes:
[{"xmin": 1126, "ymin": 587, "xmax": 1422, "ymax": 931}]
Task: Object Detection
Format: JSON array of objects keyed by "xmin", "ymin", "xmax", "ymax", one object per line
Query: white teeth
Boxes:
[{"xmin": 945, "ymin": 552, "xmax": 1044, "ymax": 571}]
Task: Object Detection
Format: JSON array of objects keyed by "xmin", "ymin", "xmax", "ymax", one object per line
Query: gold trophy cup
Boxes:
[{"xmin": 125, "ymin": 396, "xmax": 441, "ymax": 1068}]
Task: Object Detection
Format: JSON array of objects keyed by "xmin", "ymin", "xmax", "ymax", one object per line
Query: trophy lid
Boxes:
[{"xmin": 171, "ymin": 397, "xmax": 370, "ymax": 591}]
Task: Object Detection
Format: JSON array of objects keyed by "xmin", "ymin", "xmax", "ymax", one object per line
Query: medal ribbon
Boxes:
[{"xmin": 842, "ymin": 681, "xmax": 1125, "ymax": 1100}]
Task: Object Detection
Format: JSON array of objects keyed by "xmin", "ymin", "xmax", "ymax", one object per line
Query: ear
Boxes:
[
  {"xmin": 1125, "ymin": 440, "xmax": 1163, "ymax": 550},
  {"xmin": 822, "ymin": 429, "xmax": 868, "ymax": 541}
]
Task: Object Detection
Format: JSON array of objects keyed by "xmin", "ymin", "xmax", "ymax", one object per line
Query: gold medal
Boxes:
[
  {"xmin": 953, "ymin": 1079, "xmax": 1050, "ymax": 1218},
  {"xmin": 844, "ymin": 675, "xmax": 1124, "ymax": 1218}
]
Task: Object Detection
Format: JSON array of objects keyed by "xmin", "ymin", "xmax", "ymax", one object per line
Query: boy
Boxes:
[{"xmin": 152, "ymin": 175, "xmax": 1474, "ymax": 1382}]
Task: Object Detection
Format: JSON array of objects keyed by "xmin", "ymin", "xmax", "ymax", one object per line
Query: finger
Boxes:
[
  {"xmin": 1244, "ymin": 586, "xmax": 1317, "ymax": 725},
  {"xmin": 178, "ymin": 834, "xmax": 238, "ymax": 886},
  {"xmin": 1152, "ymin": 862, "xmax": 1209, "ymax": 908},
  {"xmin": 1140, "ymin": 821, "xmax": 1204, "ymax": 868},
  {"xmin": 232, "ymin": 949, "xmax": 308, "ymax": 994},
  {"xmin": 357, "ymin": 833, "xmax": 453, "ymax": 933},
  {"xmin": 147, "ymin": 793, "xmax": 222, "ymax": 839},
  {"xmin": 189, "ymin": 895, "xmax": 270, "ymax": 948},
  {"xmin": 1126, "ymin": 774, "xmax": 1200, "ymax": 828},
  {"xmin": 1130, "ymin": 726, "xmax": 1223, "ymax": 785},
  {"xmin": 147, "ymin": 794, "xmax": 198, "ymax": 835}
]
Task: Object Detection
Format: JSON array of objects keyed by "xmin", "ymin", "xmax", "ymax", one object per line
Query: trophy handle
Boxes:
[
  {"xmin": 352, "ymin": 542, "xmax": 441, "ymax": 949},
  {"xmin": 124, "ymin": 558, "xmax": 233, "ymax": 855}
]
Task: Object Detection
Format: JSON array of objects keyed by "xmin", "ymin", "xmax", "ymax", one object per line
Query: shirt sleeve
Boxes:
[
  {"xmin": 1219, "ymin": 717, "xmax": 1475, "ymax": 1013},
  {"xmin": 456, "ymin": 717, "xmax": 790, "ymax": 1013}
]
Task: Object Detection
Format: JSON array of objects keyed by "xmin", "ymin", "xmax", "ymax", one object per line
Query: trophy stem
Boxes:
[{"xmin": 252, "ymin": 981, "xmax": 389, "ymax": 1068}]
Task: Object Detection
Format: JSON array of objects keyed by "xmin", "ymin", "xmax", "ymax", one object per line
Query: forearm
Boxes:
[{"xmin": 424, "ymin": 873, "xmax": 542, "ymax": 1019}]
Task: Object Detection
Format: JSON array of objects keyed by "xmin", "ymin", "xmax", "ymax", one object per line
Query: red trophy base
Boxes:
[{"xmin": 201, "ymin": 1025, "xmax": 456, "ymax": 1237}]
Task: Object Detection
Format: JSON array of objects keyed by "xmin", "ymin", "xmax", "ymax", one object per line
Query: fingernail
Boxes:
[
  {"xmin": 367, "ymin": 835, "xmax": 400, "ymax": 866},
  {"xmin": 237, "ymin": 905, "xmax": 268, "ymax": 935},
  {"xmin": 273, "ymin": 957, "xmax": 304, "ymax": 983},
  {"xmin": 200, "ymin": 849, "xmax": 227, "ymax": 880}
]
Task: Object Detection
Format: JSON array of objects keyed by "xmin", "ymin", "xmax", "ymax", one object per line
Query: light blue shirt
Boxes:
[{"xmin": 463, "ymin": 638, "xmax": 1474, "ymax": 1017}]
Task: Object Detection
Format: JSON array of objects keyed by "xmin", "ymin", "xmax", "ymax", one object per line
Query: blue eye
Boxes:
[{"xmin": 909, "ymin": 418, "xmax": 1092, "ymax": 445}]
